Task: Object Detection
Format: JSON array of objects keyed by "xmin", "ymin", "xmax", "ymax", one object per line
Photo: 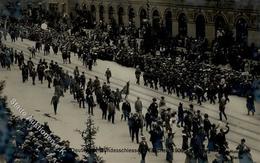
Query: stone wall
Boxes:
[{"xmin": 76, "ymin": 0, "xmax": 260, "ymax": 46}]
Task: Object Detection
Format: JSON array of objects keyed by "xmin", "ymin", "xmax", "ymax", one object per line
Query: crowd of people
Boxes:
[
  {"xmin": 0, "ymin": 9, "xmax": 258, "ymax": 163},
  {"xmin": 0, "ymin": 83, "xmax": 82, "ymax": 162}
]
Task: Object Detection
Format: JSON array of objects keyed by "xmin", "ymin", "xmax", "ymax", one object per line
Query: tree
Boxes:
[
  {"xmin": 0, "ymin": 81, "xmax": 10, "ymax": 157},
  {"xmin": 81, "ymin": 115, "xmax": 102, "ymax": 163},
  {"xmin": 0, "ymin": 81, "xmax": 9, "ymax": 120}
]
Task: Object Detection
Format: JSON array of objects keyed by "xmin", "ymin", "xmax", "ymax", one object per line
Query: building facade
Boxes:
[
  {"xmin": 22, "ymin": 0, "xmax": 69, "ymax": 15},
  {"xmin": 0, "ymin": 0, "xmax": 70, "ymax": 17},
  {"xmin": 1, "ymin": 0, "xmax": 259, "ymax": 46},
  {"xmin": 75, "ymin": 0, "xmax": 260, "ymax": 46}
]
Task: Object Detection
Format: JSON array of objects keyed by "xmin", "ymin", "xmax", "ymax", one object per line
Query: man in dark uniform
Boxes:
[
  {"xmin": 31, "ymin": 68, "xmax": 37, "ymax": 85},
  {"xmin": 121, "ymin": 100, "xmax": 131, "ymax": 121},
  {"xmin": 86, "ymin": 87, "xmax": 94, "ymax": 115},
  {"xmin": 143, "ymin": 70, "xmax": 148, "ymax": 86},
  {"xmin": 107, "ymin": 100, "xmax": 115, "ymax": 124},
  {"xmin": 67, "ymin": 51, "xmax": 71, "ymax": 64},
  {"xmin": 27, "ymin": 58, "xmax": 34, "ymax": 76},
  {"xmin": 45, "ymin": 69, "xmax": 53, "ymax": 88},
  {"xmin": 80, "ymin": 72, "xmax": 86, "ymax": 89},
  {"xmin": 51, "ymin": 94, "xmax": 59, "ymax": 115},
  {"xmin": 78, "ymin": 88, "xmax": 85, "ymax": 108},
  {"xmin": 195, "ymin": 85, "xmax": 204, "ymax": 105},
  {"xmin": 138, "ymin": 136, "xmax": 149, "ymax": 163},
  {"xmin": 153, "ymin": 73, "xmax": 159, "ymax": 90},
  {"xmin": 177, "ymin": 102, "xmax": 184, "ymax": 127},
  {"xmin": 18, "ymin": 51, "xmax": 24, "ymax": 69},
  {"xmin": 105, "ymin": 68, "xmax": 112, "ymax": 83},
  {"xmin": 148, "ymin": 98, "xmax": 159, "ymax": 119},
  {"xmin": 132, "ymin": 113, "xmax": 141, "ymax": 143},
  {"xmin": 208, "ymin": 84, "xmax": 216, "ymax": 104},
  {"xmin": 14, "ymin": 50, "xmax": 18, "ymax": 64},
  {"xmin": 21, "ymin": 63, "xmax": 29, "ymax": 83},
  {"xmin": 135, "ymin": 66, "xmax": 141, "ymax": 85},
  {"xmin": 93, "ymin": 76, "xmax": 100, "ymax": 91},
  {"xmin": 74, "ymin": 66, "xmax": 80, "ymax": 77},
  {"xmin": 31, "ymin": 46, "xmax": 36, "ymax": 58},
  {"xmin": 100, "ymin": 97, "xmax": 108, "ymax": 120},
  {"xmin": 37, "ymin": 62, "xmax": 45, "ymax": 84},
  {"xmin": 216, "ymin": 123, "xmax": 230, "ymax": 149},
  {"xmin": 203, "ymin": 113, "xmax": 212, "ymax": 139},
  {"xmin": 88, "ymin": 57, "xmax": 93, "ymax": 71},
  {"xmin": 147, "ymin": 70, "xmax": 154, "ymax": 89},
  {"xmin": 87, "ymin": 78, "xmax": 93, "ymax": 91},
  {"xmin": 69, "ymin": 76, "xmax": 76, "ymax": 97}
]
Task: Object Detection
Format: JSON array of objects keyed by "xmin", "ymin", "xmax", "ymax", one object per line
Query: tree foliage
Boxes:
[
  {"xmin": 0, "ymin": 81, "xmax": 8, "ymax": 111},
  {"xmin": 81, "ymin": 115, "xmax": 102, "ymax": 163},
  {"xmin": 0, "ymin": 80, "xmax": 10, "ymax": 156}
]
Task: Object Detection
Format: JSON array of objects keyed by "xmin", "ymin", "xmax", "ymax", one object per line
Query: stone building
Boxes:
[
  {"xmin": 0, "ymin": 0, "xmax": 70, "ymax": 17},
  {"xmin": 75, "ymin": 0, "xmax": 260, "ymax": 46},
  {"xmin": 23, "ymin": 0, "xmax": 69, "ymax": 15},
  {"xmin": 1, "ymin": 0, "xmax": 259, "ymax": 45}
]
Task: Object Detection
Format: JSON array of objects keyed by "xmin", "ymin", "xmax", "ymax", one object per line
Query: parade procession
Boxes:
[{"xmin": 0, "ymin": 0, "xmax": 260, "ymax": 163}]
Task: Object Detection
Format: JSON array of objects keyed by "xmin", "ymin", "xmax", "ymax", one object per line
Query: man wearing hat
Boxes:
[
  {"xmin": 51, "ymin": 94, "xmax": 60, "ymax": 115},
  {"xmin": 93, "ymin": 76, "xmax": 100, "ymax": 90},
  {"xmin": 121, "ymin": 99, "xmax": 131, "ymax": 121},
  {"xmin": 177, "ymin": 103, "xmax": 184, "ymax": 127},
  {"xmin": 148, "ymin": 98, "xmax": 159, "ymax": 119},
  {"xmin": 80, "ymin": 72, "xmax": 86, "ymax": 89},
  {"xmin": 132, "ymin": 113, "xmax": 142, "ymax": 143},
  {"xmin": 135, "ymin": 97, "xmax": 143, "ymax": 115},
  {"xmin": 138, "ymin": 136, "xmax": 149, "ymax": 163},
  {"xmin": 78, "ymin": 88, "xmax": 85, "ymax": 108},
  {"xmin": 166, "ymin": 133, "xmax": 175, "ymax": 163},
  {"xmin": 105, "ymin": 68, "xmax": 112, "ymax": 83},
  {"xmin": 107, "ymin": 100, "xmax": 116, "ymax": 124}
]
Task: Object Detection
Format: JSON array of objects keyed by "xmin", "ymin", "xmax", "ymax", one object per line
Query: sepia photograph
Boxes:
[{"xmin": 0, "ymin": 0, "xmax": 259, "ymax": 162}]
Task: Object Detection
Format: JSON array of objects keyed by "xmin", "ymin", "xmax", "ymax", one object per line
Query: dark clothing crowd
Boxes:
[{"xmin": 0, "ymin": 101, "xmax": 80, "ymax": 163}]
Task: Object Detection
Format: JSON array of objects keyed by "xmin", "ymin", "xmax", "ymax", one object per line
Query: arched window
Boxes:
[
  {"xmin": 128, "ymin": 8, "xmax": 135, "ymax": 23},
  {"xmin": 236, "ymin": 18, "xmax": 248, "ymax": 44},
  {"xmin": 108, "ymin": 6, "xmax": 114, "ymax": 20},
  {"xmin": 215, "ymin": 15, "xmax": 226, "ymax": 38},
  {"xmin": 139, "ymin": 9, "xmax": 147, "ymax": 27},
  {"xmin": 152, "ymin": 10, "xmax": 160, "ymax": 35},
  {"xmin": 165, "ymin": 11, "xmax": 172, "ymax": 36},
  {"xmin": 196, "ymin": 15, "xmax": 205, "ymax": 39},
  {"xmin": 90, "ymin": 5, "xmax": 96, "ymax": 24},
  {"xmin": 118, "ymin": 7, "xmax": 124, "ymax": 26},
  {"xmin": 178, "ymin": 13, "xmax": 187, "ymax": 37},
  {"xmin": 99, "ymin": 5, "xmax": 104, "ymax": 21}
]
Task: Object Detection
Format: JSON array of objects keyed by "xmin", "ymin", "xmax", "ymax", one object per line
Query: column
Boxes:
[
  {"xmin": 206, "ymin": 24, "xmax": 215, "ymax": 46},
  {"xmin": 172, "ymin": 21, "xmax": 178, "ymax": 36},
  {"xmin": 188, "ymin": 22, "xmax": 196, "ymax": 38}
]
